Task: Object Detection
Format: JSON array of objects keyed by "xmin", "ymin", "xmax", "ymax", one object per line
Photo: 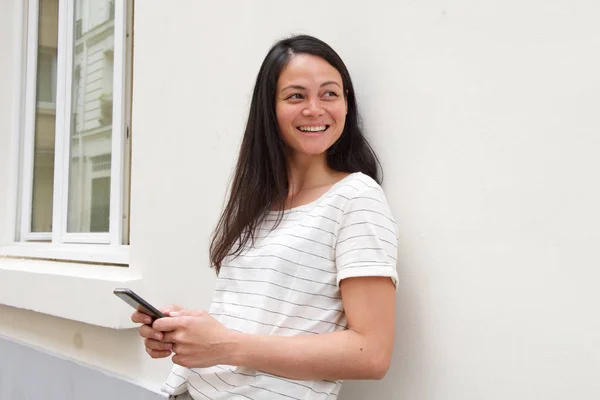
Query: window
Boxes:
[{"xmin": 13, "ymin": 0, "xmax": 132, "ymax": 262}]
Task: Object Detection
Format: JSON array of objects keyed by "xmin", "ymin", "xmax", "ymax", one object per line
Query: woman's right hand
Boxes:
[{"xmin": 131, "ymin": 304, "xmax": 184, "ymax": 359}]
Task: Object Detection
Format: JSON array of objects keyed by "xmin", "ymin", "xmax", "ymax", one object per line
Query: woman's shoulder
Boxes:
[{"xmin": 329, "ymin": 172, "xmax": 386, "ymax": 200}]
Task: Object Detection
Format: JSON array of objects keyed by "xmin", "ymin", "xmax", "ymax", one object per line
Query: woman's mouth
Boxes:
[{"xmin": 297, "ymin": 125, "xmax": 330, "ymax": 135}]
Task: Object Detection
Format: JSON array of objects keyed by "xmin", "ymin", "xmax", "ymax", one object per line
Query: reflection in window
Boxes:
[
  {"xmin": 31, "ymin": 0, "xmax": 59, "ymax": 233},
  {"xmin": 67, "ymin": 0, "xmax": 116, "ymax": 233}
]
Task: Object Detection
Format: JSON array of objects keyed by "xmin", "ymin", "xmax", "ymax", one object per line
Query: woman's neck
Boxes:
[
  {"xmin": 286, "ymin": 155, "xmax": 333, "ymax": 195},
  {"xmin": 283, "ymin": 153, "xmax": 350, "ymax": 209}
]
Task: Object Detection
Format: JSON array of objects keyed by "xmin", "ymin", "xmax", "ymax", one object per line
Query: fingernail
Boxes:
[
  {"xmin": 145, "ymin": 318, "xmax": 152, "ymax": 325},
  {"xmin": 154, "ymin": 333, "xmax": 162, "ymax": 340},
  {"xmin": 170, "ymin": 311, "xmax": 180, "ymax": 317}
]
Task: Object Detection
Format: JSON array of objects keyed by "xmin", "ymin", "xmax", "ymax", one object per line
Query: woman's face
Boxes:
[{"xmin": 275, "ymin": 54, "xmax": 347, "ymax": 161}]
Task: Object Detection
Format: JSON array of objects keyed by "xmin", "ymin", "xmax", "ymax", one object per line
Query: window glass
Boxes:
[
  {"xmin": 67, "ymin": 0, "xmax": 116, "ymax": 233},
  {"xmin": 31, "ymin": 0, "xmax": 59, "ymax": 233}
]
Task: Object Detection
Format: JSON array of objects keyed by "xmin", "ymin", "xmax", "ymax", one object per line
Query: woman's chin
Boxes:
[{"xmin": 289, "ymin": 146, "xmax": 329, "ymax": 159}]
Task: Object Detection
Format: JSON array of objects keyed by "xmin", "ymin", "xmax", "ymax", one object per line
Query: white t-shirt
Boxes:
[{"xmin": 163, "ymin": 172, "xmax": 398, "ymax": 400}]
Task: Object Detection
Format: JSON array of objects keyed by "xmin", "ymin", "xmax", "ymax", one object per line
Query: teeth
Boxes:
[{"xmin": 298, "ymin": 126, "xmax": 327, "ymax": 132}]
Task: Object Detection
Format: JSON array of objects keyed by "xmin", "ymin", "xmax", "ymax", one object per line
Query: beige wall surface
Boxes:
[{"xmin": 1, "ymin": 1, "xmax": 599, "ymax": 399}]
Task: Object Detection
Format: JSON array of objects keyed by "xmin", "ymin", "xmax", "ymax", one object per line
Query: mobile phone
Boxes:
[{"xmin": 113, "ymin": 288, "xmax": 165, "ymax": 320}]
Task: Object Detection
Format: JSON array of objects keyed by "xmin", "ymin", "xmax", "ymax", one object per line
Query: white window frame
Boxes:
[
  {"xmin": 0, "ymin": 0, "xmax": 139, "ymax": 329},
  {"xmin": 1, "ymin": 0, "xmax": 131, "ymax": 265}
]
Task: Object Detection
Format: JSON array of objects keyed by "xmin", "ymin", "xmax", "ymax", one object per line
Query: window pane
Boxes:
[
  {"xmin": 31, "ymin": 0, "xmax": 59, "ymax": 233},
  {"xmin": 67, "ymin": 0, "xmax": 115, "ymax": 233}
]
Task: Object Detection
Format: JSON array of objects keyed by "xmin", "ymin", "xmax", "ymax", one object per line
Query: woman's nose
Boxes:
[{"xmin": 302, "ymin": 99, "xmax": 324, "ymax": 117}]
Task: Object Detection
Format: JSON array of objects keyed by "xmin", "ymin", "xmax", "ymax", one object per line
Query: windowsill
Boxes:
[
  {"xmin": 0, "ymin": 257, "xmax": 142, "ymax": 329},
  {"xmin": 0, "ymin": 243, "xmax": 129, "ymax": 265}
]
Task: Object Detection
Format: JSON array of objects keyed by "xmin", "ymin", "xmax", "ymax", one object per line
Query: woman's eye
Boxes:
[
  {"xmin": 323, "ymin": 91, "xmax": 338, "ymax": 98},
  {"xmin": 287, "ymin": 93, "xmax": 304, "ymax": 100}
]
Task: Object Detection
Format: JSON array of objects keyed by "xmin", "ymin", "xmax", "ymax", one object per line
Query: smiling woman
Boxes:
[{"xmin": 131, "ymin": 35, "xmax": 399, "ymax": 400}]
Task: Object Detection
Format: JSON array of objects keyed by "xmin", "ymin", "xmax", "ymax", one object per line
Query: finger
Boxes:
[
  {"xmin": 131, "ymin": 311, "xmax": 153, "ymax": 325},
  {"xmin": 169, "ymin": 309, "xmax": 205, "ymax": 317},
  {"xmin": 152, "ymin": 317, "xmax": 180, "ymax": 332},
  {"xmin": 139, "ymin": 324, "xmax": 164, "ymax": 340},
  {"xmin": 146, "ymin": 348, "xmax": 172, "ymax": 359},
  {"xmin": 172, "ymin": 343, "xmax": 182, "ymax": 354},
  {"xmin": 172, "ymin": 353, "xmax": 188, "ymax": 367},
  {"xmin": 162, "ymin": 331, "xmax": 177, "ymax": 344},
  {"xmin": 144, "ymin": 338, "xmax": 173, "ymax": 351},
  {"xmin": 160, "ymin": 304, "xmax": 184, "ymax": 315}
]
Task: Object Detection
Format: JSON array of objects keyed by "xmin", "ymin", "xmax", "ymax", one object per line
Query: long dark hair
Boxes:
[{"xmin": 209, "ymin": 34, "xmax": 381, "ymax": 273}]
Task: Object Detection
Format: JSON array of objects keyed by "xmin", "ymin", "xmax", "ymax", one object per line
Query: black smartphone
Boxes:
[{"xmin": 113, "ymin": 288, "xmax": 165, "ymax": 321}]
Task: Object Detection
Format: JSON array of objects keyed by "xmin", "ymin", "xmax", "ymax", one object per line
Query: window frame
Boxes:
[
  {"xmin": 0, "ymin": 0, "xmax": 138, "ymax": 329},
  {"xmin": 9, "ymin": 0, "xmax": 131, "ymax": 263}
]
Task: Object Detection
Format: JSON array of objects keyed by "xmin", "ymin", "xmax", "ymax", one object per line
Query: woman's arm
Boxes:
[
  {"xmin": 229, "ymin": 276, "xmax": 396, "ymax": 380},
  {"xmin": 154, "ymin": 276, "xmax": 396, "ymax": 381}
]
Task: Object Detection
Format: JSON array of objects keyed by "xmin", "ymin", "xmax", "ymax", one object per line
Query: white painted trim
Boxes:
[
  {"xmin": 56, "ymin": 0, "xmax": 128, "ymax": 245},
  {"xmin": 61, "ymin": 0, "xmax": 90, "ymax": 243},
  {"xmin": 120, "ymin": 0, "xmax": 134, "ymax": 246},
  {"xmin": 61, "ymin": 232, "xmax": 111, "ymax": 244},
  {"xmin": 22, "ymin": 232, "xmax": 52, "ymax": 241},
  {"xmin": 0, "ymin": 243, "xmax": 129, "ymax": 264},
  {"xmin": 0, "ymin": 257, "xmax": 140, "ymax": 329},
  {"xmin": 54, "ymin": 0, "xmax": 73, "ymax": 243},
  {"xmin": 109, "ymin": 0, "xmax": 127, "ymax": 246},
  {"xmin": 5, "ymin": 0, "xmax": 26, "ymax": 245},
  {"xmin": 19, "ymin": 0, "xmax": 40, "ymax": 242}
]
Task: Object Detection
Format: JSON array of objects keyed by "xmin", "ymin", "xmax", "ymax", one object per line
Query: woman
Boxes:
[{"xmin": 132, "ymin": 34, "xmax": 398, "ymax": 400}]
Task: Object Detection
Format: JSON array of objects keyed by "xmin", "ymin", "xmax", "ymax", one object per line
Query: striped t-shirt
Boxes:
[{"xmin": 163, "ymin": 172, "xmax": 398, "ymax": 400}]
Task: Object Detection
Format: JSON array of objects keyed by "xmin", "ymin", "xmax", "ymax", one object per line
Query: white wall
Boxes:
[{"xmin": 1, "ymin": 1, "xmax": 599, "ymax": 399}]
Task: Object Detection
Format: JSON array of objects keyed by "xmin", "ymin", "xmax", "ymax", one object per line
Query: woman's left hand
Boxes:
[{"xmin": 152, "ymin": 309, "xmax": 236, "ymax": 369}]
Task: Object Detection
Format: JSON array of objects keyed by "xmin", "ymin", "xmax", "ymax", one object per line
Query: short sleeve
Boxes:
[
  {"xmin": 335, "ymin": 184, "xmax": 399, "ymax": 289},
  {"xmin": 161, "ymin": 364, "xmax": 191, "ymax": 395}
]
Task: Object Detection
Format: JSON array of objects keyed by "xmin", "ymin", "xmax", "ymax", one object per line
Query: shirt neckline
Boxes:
[{"xmin": 268, "ymin": 172, "xmax": 361, "ymax": 214}]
